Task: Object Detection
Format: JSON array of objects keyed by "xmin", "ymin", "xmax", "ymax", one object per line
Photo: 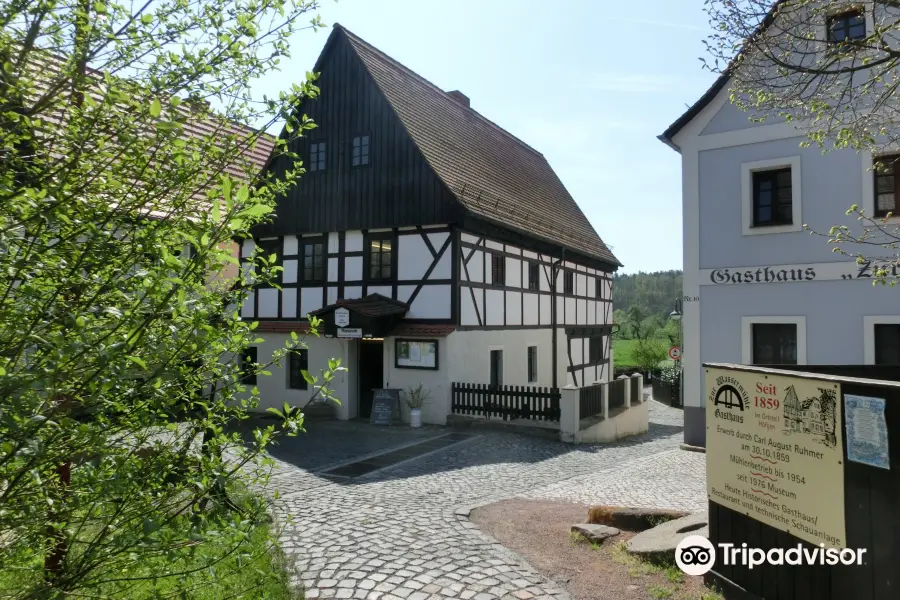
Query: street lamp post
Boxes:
[{"xmin": 670, "ymin": 297, "xmax": 684, "ymax": 408}]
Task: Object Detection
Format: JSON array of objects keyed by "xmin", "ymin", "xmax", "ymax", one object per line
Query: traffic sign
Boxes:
[{"xmin": 669, "ymin": 346, "xmax": 682, "ymax": 361}]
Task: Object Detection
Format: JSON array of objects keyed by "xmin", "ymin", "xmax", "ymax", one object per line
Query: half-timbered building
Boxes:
[{"xmin": 244, "ymin": 25, "xmax": 621, "ymax": 423}]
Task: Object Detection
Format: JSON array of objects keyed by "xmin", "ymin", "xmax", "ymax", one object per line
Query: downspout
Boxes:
[{"xmin": 551, "ymin": 248, "xmax": 565, "ymax": 390}]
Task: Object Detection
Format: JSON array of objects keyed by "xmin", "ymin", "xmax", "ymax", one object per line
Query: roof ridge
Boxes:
[{"xmin": 334, "ymin": 24, "xmax": 544, "ymax": 158}]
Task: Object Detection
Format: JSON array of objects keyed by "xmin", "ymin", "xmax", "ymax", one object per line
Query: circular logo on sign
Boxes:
[
  {"xmin": 668, "ymin": 346, "xmax": 682, "ymax": 361},
  {"xmin": 675, "ymin": 535, "xmax": 716, "ymax": 576}
]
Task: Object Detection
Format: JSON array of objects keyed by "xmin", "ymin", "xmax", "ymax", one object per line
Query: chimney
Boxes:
[{"xmin": 447, "ymin": 90, "xmax": 470, "ymax": 108}]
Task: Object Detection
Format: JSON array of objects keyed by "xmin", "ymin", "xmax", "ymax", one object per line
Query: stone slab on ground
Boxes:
[
  {"xmin": 587, "ymin": 506, "xmax": 690, "ymax": 531},
  {"xmin": 626, "ymin": 511, "xmax": 710, "ymax": 559},
  {"xmin": 571, "ymin": 524, "xmax": 620, "ymax": 544}
]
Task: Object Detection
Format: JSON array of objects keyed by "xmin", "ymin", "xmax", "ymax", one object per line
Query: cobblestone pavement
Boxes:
[{"xmin": 263, "ymin": 400, "xmax": 705, "ymax": 600}]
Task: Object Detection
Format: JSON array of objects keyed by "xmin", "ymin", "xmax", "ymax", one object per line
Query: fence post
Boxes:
[
  {"xmin": 559, "ymin": 385, "xmax": 580, "ymax": 442},
  {"xmin": 601, "ymin": 383, "xmax": 609, "ymax": 420},
  {"xmin": 635, "ymin": 373, "xmax": 644, "ymax": 404}
]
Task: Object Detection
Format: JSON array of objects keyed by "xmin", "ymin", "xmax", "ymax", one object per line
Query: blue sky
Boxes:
[{"xmin": 253, "ymin": 0, "xmax": 718, "ymax": 274}]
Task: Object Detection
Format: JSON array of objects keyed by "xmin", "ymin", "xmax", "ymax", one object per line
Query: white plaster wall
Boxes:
[
  {"xmin": 446, "ymin": 328, "xmax": 570, "ymax": 388},
  {"xmin": 345, "ymin": 230, "xmax": 363, "ymax": 253},
  {"xmin": 409, "ymin": 284, "xmax": 452, "ymax": 319},
  {"xmin": 383, "ymin": 336, "xmax": 452, "ymax": 425},
  {"xmin": 300, "ymin": 287, "xmax": 323, "ymax": 315},
  {"xmin": 398, "ymin": 234, "xmax": 431, "ymax": 280},
  {"xmin": 244, "ymin": 334, "xmax": 355, "ymax": 419},
  {"xmin": 282, "ymin": 289, "xmax": 297, "ymax": 318},
  {"xmin": 345, "ymin": 256, "xmax": 363, "ymax": 281},
  {"xmin": 485, "ymin": 289, "xmax": 504, "ymax": 325}
]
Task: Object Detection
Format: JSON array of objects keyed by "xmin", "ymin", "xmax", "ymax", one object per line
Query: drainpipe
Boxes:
[{"xmin": 551, "ymin": 248, "xmax": 565, "ymax": 390}]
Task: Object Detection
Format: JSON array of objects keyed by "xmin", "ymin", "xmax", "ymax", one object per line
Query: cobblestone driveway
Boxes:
[{"xmin": 263, "ymin": 401, "xmax": 705, "ymax": 600}]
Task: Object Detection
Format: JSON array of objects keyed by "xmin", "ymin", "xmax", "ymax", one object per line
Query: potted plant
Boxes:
[{"xmin": 404, "ymin": 383, "xmax": 430, "ymax": 428}]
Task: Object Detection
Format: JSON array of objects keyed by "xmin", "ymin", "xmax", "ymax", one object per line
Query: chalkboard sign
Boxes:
[{"xmin": 370, "ymin": 389, "xmax": 400, "ymax": 425}]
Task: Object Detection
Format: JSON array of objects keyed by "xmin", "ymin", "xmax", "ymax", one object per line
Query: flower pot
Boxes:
[{"xmin": 409, "ymin": 408, "xmax": 422, "ymax": 428}]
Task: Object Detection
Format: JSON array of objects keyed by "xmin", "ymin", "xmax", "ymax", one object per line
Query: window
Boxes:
[
  {"xmin": 828, "ymin": 10, "xmax": 866, "ymax": 45},
  {"xmin": 742, "ymin": 157, "xmax": 802, "ymax": 235},
  {"xmin": 302, "ymin": 240, "xmax": 324, "ymax": 282},
  {"xmin": 564, "ymin": 271, "xmax": 574, "ymax": 295},
  {"xmin": 490, "ymin": 349, "xmax": 503, "ymax": 387},
  {"xmin": 240, "ymin": 347, "xmax": 257, "ymax": 385},
  {"xmin": 874, "ymin": 324, "xmax": 900, "ymax": 365},
  {"xmin": 288, "ymin": 348, "xmax": 309, "ymax": 390},
  {"xmin": 589, "ymin": 336, "xmax": 603, "ymax": 364},
  {"xmin": 309, "ymin": 142, "xmax": 326, "ymax": 172},
  {"xmin": 595, "ymin": 277, "xmax": 602, "ymax": 298},
  {"xmin": 873, "ymin": 155, "xmax": 900, "ymax": 217},
  {"xmin": 752, "ymin": 168, "xmax": 793, "ymax": 227},
  {"xmin": 491, "ymin": 253, "xmax": 505, "ymax": 286},
  {"xmin": 527, "ymin": 346, "xmax": 538, "ymax": 383},
  {"xmin": 369, "ymin": 234, "xmax": 392, "ymax": 280},
  {"xmin": 352, "ymin": 135, "xmax": 370, "ymax": 166},
  {"xmin": 751, "ymin": 324, "xmax": 798, "ymax": 365},
  {"xmin": 527, "ymin": 262, "xmax": 539, "ymax": 291}
]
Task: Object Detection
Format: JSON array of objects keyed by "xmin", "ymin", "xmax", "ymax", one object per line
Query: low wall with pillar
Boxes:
[{"xmin": 559, "ymin": 374, "xmax": 648, "ymax": 444}]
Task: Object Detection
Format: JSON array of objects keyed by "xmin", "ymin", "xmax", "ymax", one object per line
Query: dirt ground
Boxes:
[{"xmin": 470, "ymin": 499, "xmax": 720, "ymax": 600}]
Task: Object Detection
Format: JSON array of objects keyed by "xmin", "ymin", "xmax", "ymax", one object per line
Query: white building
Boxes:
[
  {"xmin": 660, "ymin": 8, "xmax": 900, "ymax": 447},
  {"xmin": 241, "ymin": 25, "xmax": 621, "ymax": 423}
]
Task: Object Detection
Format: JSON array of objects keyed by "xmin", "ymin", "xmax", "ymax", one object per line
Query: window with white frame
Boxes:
[
  {"xmin": 741, "ymin": 157, "xmax": 802, "ymax": 235},
  {"xmin": 864, "ymin": 317, "xmax": 900, "ymax": 365},
  {"xmin": 742, "ymin": 317, "xmax": 807, "ymax": 366}
]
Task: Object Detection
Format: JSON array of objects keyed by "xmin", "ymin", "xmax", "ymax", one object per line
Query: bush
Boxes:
[{"xmin": 631, "ymin": 339, "xmax": 668, "ymax": 372}]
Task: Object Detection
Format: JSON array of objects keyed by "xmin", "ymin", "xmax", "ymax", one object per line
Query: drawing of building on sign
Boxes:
[{"xmin": 783, "ymin": 385, "xmax": 837, "ymax": 447}]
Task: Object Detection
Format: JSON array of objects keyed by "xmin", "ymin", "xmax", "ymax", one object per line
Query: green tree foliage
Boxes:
[
  {"xmin": 612, "ymin": 271, "xmax": 683, "ymax": 333},
  {"xmin": 0, "ymin": 0, "xmax": 337, "ymax": 596},
  {"xmin": 703, "ymin": 2, "xmax": 900, "ymax": 283},
  {"xmin": 631, "ymin": 338, "xmax": 669, "ymax": 372}
]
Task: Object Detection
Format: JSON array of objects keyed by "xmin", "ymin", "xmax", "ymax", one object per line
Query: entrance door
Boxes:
[{"xmin": 358, "ymin": 339, "xmax": 384, "ymax": 419}]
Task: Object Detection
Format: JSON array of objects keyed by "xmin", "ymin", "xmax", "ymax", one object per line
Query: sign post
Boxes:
[
  {"xmin": 334, "ymin": 307, "xmax": 350, "ymax": 328},
  {"xmin": 370, "ymin": 389, "xmax": 401, "ymax": 425}
]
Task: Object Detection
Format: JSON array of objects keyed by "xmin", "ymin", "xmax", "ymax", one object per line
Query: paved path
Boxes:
[{"xmin": 261, "ymin": 401, "xmax": 704, "ymax": 600}]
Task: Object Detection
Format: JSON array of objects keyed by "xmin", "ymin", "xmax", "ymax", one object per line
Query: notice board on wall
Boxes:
[{"xmin": 705, "ymin": 366, "xmax": 846, "ymax": 548}]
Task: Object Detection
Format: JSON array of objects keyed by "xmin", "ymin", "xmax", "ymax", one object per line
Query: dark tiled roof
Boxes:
[
  {"xmin": 389, "ymin": 324, "xmax": 456, "ymax": 337},
  {"xmin": 337, "ymin": 26, "xmax": 620, "ymax": 268},
  {"xmin": 311, "ymin": 293, "xmax": 409, "ymax": 318}
]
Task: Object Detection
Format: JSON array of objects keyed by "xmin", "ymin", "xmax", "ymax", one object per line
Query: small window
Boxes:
[
  {"xmin": 241, "ymin": 347, "xmax": 257, "ymax": 385},
  {"xmin": 527, "ymin": 346, "xmax": 538, "ymax": 383},
  {"xmin": 828, "ymin": 10, "xmax": 866, "ymax": 45},
  {"xmin": 527, "ymin": 262, "xmax": 539, "ymax": 291},
  {"xmin": 874, "ymin": 324, "xmax": 900, "ymax": 365},
  {"xmin": 490, "ymin": 349, "xmax": 503, "ymax": 387},
  {"xmin": 310, "ymin": 142, "xmax": 326, "ymax": 172},
  {"xmin": 352, "ymin": 135, "xmax": 370, "ymax": 166},
  {"xmin": 302, "ymin": 241, "xmax": 324, "ymax": 282},
  {"xmin": 752, "ymin": 168, "xmax": 793, "ymax": 227},
  {"xmin": 594, "ymin": 277, "xmax": 602, "ymax": 298},
  {"xmin": 752, "ymin": 324, "xmax": 797, "ymax": 365},
  {"xmin": 589, "ymin": 335, "xmax": 603, "ymax": 364},
  {"xmin": 288, "ymin": 348, "xmax": 309, "ymax": 389},
  {"xmin": 874, "ymin": 155, "xmax": 900, "ymax": 217},
  {"xmin": 369, "ymin": 235, "xmax": 392, "ymax": 280},
  {"xmin": 491, "ymin": 253, "xmax": 505, "ymax": 286},
  {"xmin": 564, "ymin": 271, "xmax": 574, "ymax": 295}
]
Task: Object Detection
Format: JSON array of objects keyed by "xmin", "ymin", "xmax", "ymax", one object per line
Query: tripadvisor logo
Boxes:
[{"xmin": 709, "ymin": 374, "xmax": 748, "ymax": 423}]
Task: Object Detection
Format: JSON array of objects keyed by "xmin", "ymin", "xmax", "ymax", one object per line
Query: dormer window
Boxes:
[
  {"xmin": 827, "ymin": 10, "xmax": 866, "ymax": 45},
  {"xmin": 310, "ymin": 142, "xmax": 326, "ymax": 172},
  {"xmin": 352, "ymin": 135, "xmax": 370, "ymax": 166}
]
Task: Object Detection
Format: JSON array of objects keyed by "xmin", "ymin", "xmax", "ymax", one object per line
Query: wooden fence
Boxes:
[
  {"xmin": 578, "ymin": 384, "xmax": 604, "ymax": 419},
  {"xmin": 608, "ymin": 377, "xmax": 629, "ymax": 411},
  {"xmin": 451, "ymin": 383, "xmax": 561, "ymax": 421}
]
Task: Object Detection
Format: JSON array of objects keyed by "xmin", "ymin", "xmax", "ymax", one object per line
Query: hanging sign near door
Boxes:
[
  {"xmin": 334, "ymin": 307, "xmax": 350, "ymax": 328},
  {"xmin": 337, "ymin": 327, "xmax": 362, "ymax": 339},
  {"xmin": 370, "ymin": 389, "xmax": 400, "ymax": 425}
]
